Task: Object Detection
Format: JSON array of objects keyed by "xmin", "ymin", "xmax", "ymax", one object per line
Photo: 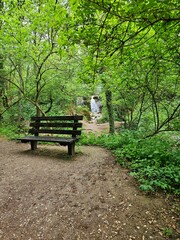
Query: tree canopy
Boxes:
[{"xmin": 0, "ymin": 0, "xmax": 179, "ymax": 136}]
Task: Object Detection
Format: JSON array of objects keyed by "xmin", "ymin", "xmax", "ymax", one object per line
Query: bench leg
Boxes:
[
  {"xmin": 31, "ymin": 141, "xmax": 37, "ymax": 150},
  {"xmin": 68, "ymin": 143, "xmax": 75, "ymax": 156}
]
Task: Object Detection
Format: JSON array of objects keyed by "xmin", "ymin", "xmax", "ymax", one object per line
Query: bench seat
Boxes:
[{"xmin": 17, "ymin": 136, "xmax": 77, "ymax": 144}]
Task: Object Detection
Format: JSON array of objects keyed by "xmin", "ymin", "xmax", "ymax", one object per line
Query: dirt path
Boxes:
[{"xmin": 0, "ymin": 136, "xmax": 179, "ymax": 240}]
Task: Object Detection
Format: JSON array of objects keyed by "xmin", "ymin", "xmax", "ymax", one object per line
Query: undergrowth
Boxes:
[
  {"xmin": 80, "ymin": 131, "xmax": 180, "ymax": 194},
  {"xmin": 0, "ymin": 121, "xmax": 19, "ymax": 139}
]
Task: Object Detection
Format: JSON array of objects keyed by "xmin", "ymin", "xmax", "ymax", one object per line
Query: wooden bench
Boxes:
[{"xmin": 17, "ymin": 115, "xmax": 83, "ymax": 156}]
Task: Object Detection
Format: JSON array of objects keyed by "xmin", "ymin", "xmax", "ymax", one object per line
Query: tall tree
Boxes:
[
  {"xmin": 0, "ymin": 0, "xmax": 4, "ymax": 119},
  {"xmin": 0, "ymin": 0, "xmax": 71, "ymax": 117}
]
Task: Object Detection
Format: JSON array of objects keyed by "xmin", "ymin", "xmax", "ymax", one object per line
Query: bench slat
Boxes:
[
  {"xmin": 30, "ymin": 122, "xmax": 82, "ymax": 128},
  {"xmin": 31, "ymin": 115, "xmax": 83, "ymax": 121},
  {"xmin": 29, "ymin": 129, "xmax": 82, "ymax": 135},
  {"xmin": 17, "ymin": 136, "xmax": 77, "ymax": 143}
]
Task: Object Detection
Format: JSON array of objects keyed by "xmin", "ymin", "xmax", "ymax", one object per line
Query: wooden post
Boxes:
[
  {"xmin": 68, "ymin": 142, "xmax": 75, "ymax": 156},
  {"xmin": 31, "ymin": 141, "xmax": 37, "ymax": 150}
]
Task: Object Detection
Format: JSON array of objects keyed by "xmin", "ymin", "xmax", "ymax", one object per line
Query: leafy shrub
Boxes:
[
  {"xmin": 0, "ymin": 121, "xmax": 19, "ymax": 139},
  {"xmin": 114, "ymin": 134, "xmax": 180, "ymax": 194},
  {"xmin": 80, "ymin": 130, "xmax": 180, "ymax": 194},
  {"xmin": 79, "ymin": 132, "xmax": 105, "ymax": 146},
  {"xmin": 75, "ymin": 106, "xmax": 91, "ymax": 121}
]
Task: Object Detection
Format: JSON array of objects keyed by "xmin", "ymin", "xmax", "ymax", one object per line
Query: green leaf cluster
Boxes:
[
  {"xmin": 115, "ymin": 134, "xmax": 180, "ymax": 194},
  {"xmin": 80, "ymin": 131, "xmax": 180, "ymax": 194}
]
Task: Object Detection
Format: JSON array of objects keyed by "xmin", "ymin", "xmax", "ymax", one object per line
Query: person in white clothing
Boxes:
[{"xmin": 90, "ymin": 96, "xmax": 98, "ymax": 118}]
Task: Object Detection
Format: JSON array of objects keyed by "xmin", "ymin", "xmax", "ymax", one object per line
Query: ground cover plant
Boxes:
[{"xmin": 80, "ymin": 131, "xmax": 180, "ymax": 195}]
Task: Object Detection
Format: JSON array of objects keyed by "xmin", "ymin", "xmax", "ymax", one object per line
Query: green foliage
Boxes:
[
  {"xmin": 80, "ymin": 130, "xmax": 180, "ymax": 194},
  {"xmin": 0, "ymin": 121, "xmax": 19, "ymax": 139},
  {"xmin": 75, "ymin": 106, "xmax": 91, "ymax": 121},
  {"xmin": 163, "ymin": 227, "xmax": 173, "ymax": 238},
  {"xmin": 115, "ymin": 134, "xmax": 180, "ymax": 194},
  {"xmin": 80, "ymin": 131, "xmax": 138, "ymax": 148},
  {"xmin": 80, "ymin": 132, "xmax": 104, "ymax": 146},
  {"xmin": 0, "ymin": 0, "xmax": 179, "ymax": 135}
]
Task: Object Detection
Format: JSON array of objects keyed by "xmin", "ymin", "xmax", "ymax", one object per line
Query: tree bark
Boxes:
[
  {"xmin": 0, "ymin": 1, "xmax": 4, "ymax": 120},
  {"xmin": 105, "ymin": 89, "xmax": 115, "ymax": 134}
]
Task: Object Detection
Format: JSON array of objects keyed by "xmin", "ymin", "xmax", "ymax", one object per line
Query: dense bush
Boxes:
[
  {"xmin": 115, "ymin": 135, "xmax": 180, "ymax": 194},
  {"xmin": 0, "ymin": 121, "xmax": 19, "ymax": 139},
  {"xmin": 80, "ymin": 131, "xmax": 180, "ymax": 194}
]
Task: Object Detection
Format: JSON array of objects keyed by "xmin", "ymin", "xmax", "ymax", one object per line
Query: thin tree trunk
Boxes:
[
  {"xmin": 105, "ymin": 89, "xmax": 115, "ymax": 134},
  {"xmin": 0, "ymin": 1, "xmax": 4, "ymax": 120},
  {"xmin": 0, "ymin": 54, "xmax": 3, "ymax": 120}
]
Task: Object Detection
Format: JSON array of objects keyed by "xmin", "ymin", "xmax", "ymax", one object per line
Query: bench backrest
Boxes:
[{"xmin": 29, "ymin": 115, "xmax": 83, "ymax": 138}]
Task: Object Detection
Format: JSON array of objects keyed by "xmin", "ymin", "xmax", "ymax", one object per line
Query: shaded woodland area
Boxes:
[{"xmin": 0, "ymin": 2, "xmax": 180, "ymax": 239}]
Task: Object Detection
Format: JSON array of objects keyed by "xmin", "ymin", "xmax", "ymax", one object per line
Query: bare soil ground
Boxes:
[{"xmin": 0, "ymin": 122, "xmax": 179, "ymax": 240}]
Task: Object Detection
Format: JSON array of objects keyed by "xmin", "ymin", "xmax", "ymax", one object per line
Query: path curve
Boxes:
[{"xmin": 0, "ymin": 138, "xmax": 179, "ymax": 240}]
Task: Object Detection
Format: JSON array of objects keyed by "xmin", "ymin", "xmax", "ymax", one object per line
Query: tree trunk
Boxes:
[
  {"xmin": 0, "ymin": 1, "xmax": 4, "ymax": 120},
  {"xmin": 105, "ymin": 89, "xmax": 115, "ymax": 134},
  {"xmin": 0, "ymin": 54, "xmax": 3, "ymax": 120}
]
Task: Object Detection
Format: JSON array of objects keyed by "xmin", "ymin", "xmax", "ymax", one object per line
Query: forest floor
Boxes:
[{"xmin": 0, "ymin": 121, "xmax": 179, "ymax": 240}]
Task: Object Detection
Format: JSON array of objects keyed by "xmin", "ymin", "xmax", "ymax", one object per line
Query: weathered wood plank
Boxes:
[
  {"xmin": 17, "ymin": 136, "xmax": 77, "ymax": 143},
  {"xmin": 31, "ymin": 115, "xmax": 83, "ymax": 121},
  {"xmin": 30, "ymin": 122, "xmax": 82, "ymax": 128},
  {"xmin": 28, "ymin": 129, "xmax": 82, "ymax": 135}
]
